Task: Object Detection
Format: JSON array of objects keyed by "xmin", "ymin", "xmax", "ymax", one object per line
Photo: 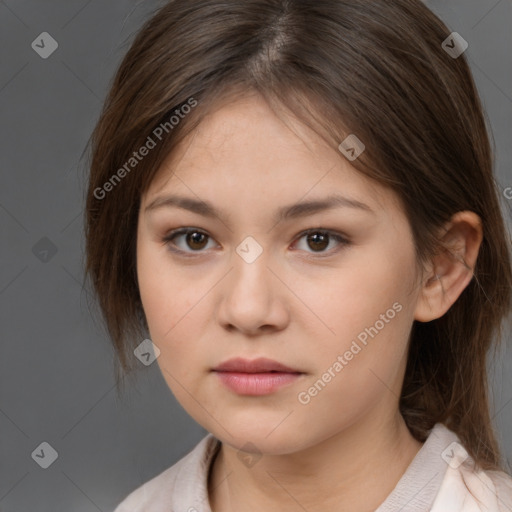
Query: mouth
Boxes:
[
  {"xmin": 212, "ymin": 356, "xmax": 302, "ymax": 373},
  {"xmin": 212, "ymin": 357, "xmax": 304, "ymax": 395}
]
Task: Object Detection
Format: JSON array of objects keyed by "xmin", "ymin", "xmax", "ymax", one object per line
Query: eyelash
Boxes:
[{"xmin": 161, "ymin": 227, "xmax": 350, "ymax": 259}]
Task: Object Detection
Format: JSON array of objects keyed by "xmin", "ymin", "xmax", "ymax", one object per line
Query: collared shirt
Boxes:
[{"xmin": 114, "ymin": 423, "xmax": 512, "ymax": 511}]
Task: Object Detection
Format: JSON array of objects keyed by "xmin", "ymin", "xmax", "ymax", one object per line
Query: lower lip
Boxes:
[{"xmin": 214, "ymin": 371, "xmax": 302, "ymax": 395}]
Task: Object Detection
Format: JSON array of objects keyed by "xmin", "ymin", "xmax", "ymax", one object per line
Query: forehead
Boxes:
[{"xmin": 143, "ymin": 92, "xmax": 397, "ymax": 217}]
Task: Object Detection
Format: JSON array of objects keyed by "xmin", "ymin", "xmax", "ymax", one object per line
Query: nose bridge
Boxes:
[
  {"xmin": 216, "ymin": 234, "xmax": 287, "ymax": 332},
  {"xmin": 230, "ymin": 234, "xmax": 272, "ymax": 298},
  {"xmin": 235, "ymin": 234, "xmax": 266, "ymax": 267}
]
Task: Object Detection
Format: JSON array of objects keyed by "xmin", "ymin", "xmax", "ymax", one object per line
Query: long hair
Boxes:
[{"xmin": 84, "ymin": 0, "xmax": 512, "ymax": 472}]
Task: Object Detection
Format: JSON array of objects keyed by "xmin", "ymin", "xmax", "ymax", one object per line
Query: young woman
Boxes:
[{"xmin": 84, "ymin": 1, "xmax": 512, "ymax": 510}]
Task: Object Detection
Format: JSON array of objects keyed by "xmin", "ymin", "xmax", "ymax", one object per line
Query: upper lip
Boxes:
[{"xmin": 213, "ymin": 357, "xmax": 302, "ymax": 373}]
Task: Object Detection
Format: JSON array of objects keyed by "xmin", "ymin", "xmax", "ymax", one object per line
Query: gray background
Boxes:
[{"xmin": 0, "ymin": 1, "xmax": 511, "ymax": 510}]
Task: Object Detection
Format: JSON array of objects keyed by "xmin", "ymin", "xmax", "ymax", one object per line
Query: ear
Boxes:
[{"xmin": 414, "ymin": 211, "xmax": 483, "ymax": 323}]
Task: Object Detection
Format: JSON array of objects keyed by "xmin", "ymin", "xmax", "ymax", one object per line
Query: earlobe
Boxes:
[{"xmin": 413, "ymin": 211, "xmax": 483, "ymax": 323}]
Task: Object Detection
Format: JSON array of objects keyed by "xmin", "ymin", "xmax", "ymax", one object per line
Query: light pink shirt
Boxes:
[{"xmin": 114, "ymin": 423, "xmax": 512, "ymax": 511}]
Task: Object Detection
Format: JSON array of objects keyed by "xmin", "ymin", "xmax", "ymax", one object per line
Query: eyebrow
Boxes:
[{"xmin": 144, "ymin": 193, "xmax": 375, "ymax": 224}]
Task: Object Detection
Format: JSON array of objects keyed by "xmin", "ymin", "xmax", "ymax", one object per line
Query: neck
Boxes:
[{"xmin": 208, "ymin": 412, "xmax": 424, "ymax": 512}]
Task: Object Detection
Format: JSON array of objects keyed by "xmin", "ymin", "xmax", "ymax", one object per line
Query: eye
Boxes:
[
  {"xmin": 162, "ymin": 227, "xmax": 349, "ymax": 258},
  {"xmin": 162, "ymin": 228, "xmax": 217, "ymax": 255},
  {"xmin": 293, "ymin": 228, "xmax": 349, "ymax": 256}
]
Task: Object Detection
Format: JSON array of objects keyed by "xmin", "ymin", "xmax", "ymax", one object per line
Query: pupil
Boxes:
[
  {"xmin": 188, "ymin": 232, "xmax": 207, "ymax": 249},
  {"xmin": 308, "ymin": 232, "xmax": 328, "ymax": 251}
]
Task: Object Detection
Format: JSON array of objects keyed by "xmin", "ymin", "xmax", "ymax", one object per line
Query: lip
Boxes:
[
  {"xmin": 212, "ymin": 357, "xmax": 304, "ymax": 395},
  {"xmin": 213, "ymin": 357, "xmax": 301, "ymax": 373}
]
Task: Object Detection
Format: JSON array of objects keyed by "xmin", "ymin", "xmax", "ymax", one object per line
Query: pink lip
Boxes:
[
  {"xmin": 212, "ymin": 357, "xmax": 304, "ymax": 395},
  {"xmin": 213, "ymin": 357, "xmax": 300, "ymax": 373}
]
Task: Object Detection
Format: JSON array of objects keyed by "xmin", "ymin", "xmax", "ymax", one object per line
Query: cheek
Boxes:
[
  {"xmin": 137, "ymin": 232, "xmax": 186, "ymax": 319},
  {"xmin": 304, "ymin": 261, "xmax": 402, "ymax": 335},
  {"xmin": 303, "ymin": 255, "xmax": 414, "ymax": 378},
  {"xmin": 139, "ymin": 278, "xmax": 204, "ymax": 357},
  {"xmin": 137, "ymin": 241, "xmax": 202, "ymax": 356},
  {"xmin": 298, "ymin": 312, "xmax": 411, "ymax": 428}
]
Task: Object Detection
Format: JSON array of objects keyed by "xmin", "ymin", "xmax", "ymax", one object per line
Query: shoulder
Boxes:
[
  {"xmin": 486, "ymin": 469, "xmax": 512, "ymax": 511},
  {"xmin": 460, "ymin": 466, "xmax": 512, "ymax": 512},
  {"xmin": 432, "ymin": 446, "xmax": 512, "ymax": 511},
  {"xmin": 422, "ymin": 423, "xmax": 512, "ymax": 512},
  {"xmin": 113, "ymin": 433, "xmax": 220, "ymax": 512}
]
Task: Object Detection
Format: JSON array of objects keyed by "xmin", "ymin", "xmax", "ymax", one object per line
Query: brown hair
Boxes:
[{"xmin": 84, "ymin": 0, "xmax": 512, "ymax": 472}]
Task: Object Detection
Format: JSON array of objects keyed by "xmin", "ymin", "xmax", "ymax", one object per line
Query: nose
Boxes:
[{"xmin": 216, "ymin": 249, "xmax": 290, "ymax": 336}]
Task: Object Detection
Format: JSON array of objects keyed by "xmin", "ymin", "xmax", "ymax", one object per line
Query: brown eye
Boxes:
[
  {"xmin": 162, "ymin": 228, "xmax": 215, "ymax": 254},
  {"xmin": 162, "ymin": 227, "xmax": 349, "ymax": 258},
  {"xmin": 306, "ymin": 232, "xmax": 329, "ymax": 252},
  {"xmin": 185, "ymin": 231, "xmax": 208, "ymax": 250},
  {"xmin": 294, "ymin": 229, "xmax": 349, "ymax": 256}
]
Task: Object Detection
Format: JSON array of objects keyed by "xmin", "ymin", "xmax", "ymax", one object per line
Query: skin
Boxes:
[{"xmin": 136, "ymin": 90, "xmax": 483, "ymax": 511}]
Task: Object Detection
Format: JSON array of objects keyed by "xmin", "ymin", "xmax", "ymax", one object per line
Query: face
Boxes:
[{"xmin": 136, "ymin": 91, "xmax": 424, "ymax": 455}]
